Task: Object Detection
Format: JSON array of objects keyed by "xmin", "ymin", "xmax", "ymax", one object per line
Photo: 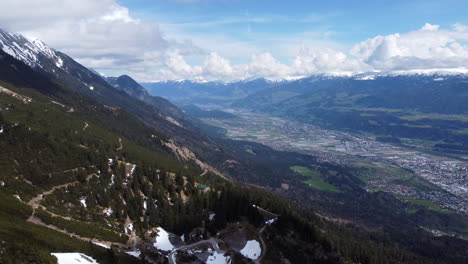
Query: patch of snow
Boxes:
[
  {"xmin": 13, "ymin": 194, "xmax": 21, "ymax": 201},
  {"xmin": 130, "ymin": 165, "xmax": 136, "ymax": 175},
  {"xmin": 2, "ymin": 44, "xmax": 16, "ymax": 58},
  {"xmin": 265, "ymin": 218, "xmax": 277, "ymax": 225},
  {"xmin": 0, "ymin": 31, "xmax": 65, "ymax": 69},
  {"xmin": 88, "ymin": 85, "xmax": 94, "ymax": 91},
  {"xmin": 125, "ymin": 250, "xmax": 141, "ymax": 258},
  {"xmin": 206, "ymin": 252, "xmax": 231, "ymax": 264},
  {"xmin": 209, "ymin": 213, "xmax": 216, "ymax": 221},
  {"xmin": 143, "ymin": 200, "xmax": 147, "ymax": 210},
  {"xmin": 153, "ymin": 227, "xmax": 174, "ymax": 251},
  {"xmin": 180, "ymin": 234, "xmax": 185, "ymax": 242},
  {"xmin": 240, "ymin": 240, "xmax": 261, "ymax": 260},
  {"xmin": 92, "ymin": 242, "xmax": 110, "ymax": 249},
  {"xmin": 354, "ymin": 74, "xmax": 376, "ymax": 80},
  {"xmin": 0, "ymin": 126, "xmax": 3, "ymax": 133},
  {"xmin": 104, "ymin": 208, "xmax": 113, "ymax": 216},
  {"xmin": 56, "ymin": 57, "xmax": 63, "ymax": 68},
  {"xmin": 110, "ymin": 174, "xmax": 115, "ymax": 185},
  {"xmin": 126, "ymin": 223, "xmax": 134, "ymax": 234},
  {"xmin": 434, "ymin": 77, "xmax": 444, "ymax": 81},
  {"xmin": 80, "ymin": 197, "xmax": 87, "ymax": 208},
  {"xmin": 108, "ymin": 158, "xmax": 113, "ymax": 166},
  {"xmin": 51, "ymin": 253, "xmax": 99, "ymax": 264}
]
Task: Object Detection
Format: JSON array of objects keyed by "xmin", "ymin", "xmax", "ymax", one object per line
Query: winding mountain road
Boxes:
[
  {"xmin": 168, "ymin": 237, "xmax": 225, "ymax": 264},
  {"xmin": 24, "ymin": 171, "xmax": 131, "ymax": 250}
]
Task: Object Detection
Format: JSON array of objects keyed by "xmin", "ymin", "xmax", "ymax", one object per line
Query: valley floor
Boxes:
[{"xmin": 202, "ymin": 108, "xmax": 468, "ymax": 216}]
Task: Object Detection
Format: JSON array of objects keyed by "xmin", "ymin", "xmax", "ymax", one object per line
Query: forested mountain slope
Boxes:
[
  {"xmin": 1, "ymin": 29, "xmax": 467, "ymax": 264},
  {"xmin": 0, "ymin": 47, "xmax": 434, "ymax": 264}
]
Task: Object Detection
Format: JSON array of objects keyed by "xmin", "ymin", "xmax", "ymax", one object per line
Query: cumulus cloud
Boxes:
[
  {"xmin": 1, "ymin": 1, "xmax": 468, "ymax": 81},
  {"xmin": 0, "ymin": 0, "xmax": 200, "ymax": 73},
  {"xmin": 155, "ymin": 22, "xmax": 468, "ymax": 81},
  {"xmin": 203, "ymin": 52, "xmax": 234, "ymax": 77},
  {"xmin": 350, "ymin": 23, "xmax": 468, "ymax": 71},
  {"xmin": 292, "ymin": 47, "xmax": 368, "ymax": 75}
]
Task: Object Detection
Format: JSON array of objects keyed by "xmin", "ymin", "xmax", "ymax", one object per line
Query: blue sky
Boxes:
[
  {"xmin": 119, "ymin": 0, "xmax": 468, "ymax": 41},
  {"xmin": 2, "ymin": 0, "xmax": 468, "ymax": 81}
]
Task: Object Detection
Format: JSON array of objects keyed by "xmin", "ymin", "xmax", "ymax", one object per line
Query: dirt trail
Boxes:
[
  {"xmin": 24, "ymin": 173, "xmax": 133, "ymax": 247},
  {"xmin": 255, "ymin": 225, "xmax": 268, "ymax": 264},
  {"xmin": 168, "ymin": 237, "xmax": 225, "ymax": 264},
  {"xmin": 27, "ymin": 173, "xmax": 97, "ymax": 213},
  {"xmin": 27, "ymin": 181, "xmax": 78, "ymax": 211},
  {"xmin": 27, "ymin": 215, "xmax": 124, "ymax": 248}
]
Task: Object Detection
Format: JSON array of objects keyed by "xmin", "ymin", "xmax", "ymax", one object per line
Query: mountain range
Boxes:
[
  {"xmin": 0, "ymin": 28, "xmax": 467, "ymax": 264},
  {"xmin": 143, "ymin": 69, "xmax": 468, "ymax": 155}
]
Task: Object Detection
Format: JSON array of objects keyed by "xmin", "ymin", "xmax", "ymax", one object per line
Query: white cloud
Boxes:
[
  {"xmin": 1, "ymin": 1, "xmax": 468, "ymax": 82},
  {"xmin": 242, "ymin": 53, "xmax": 291, "ymax": 80},
  {"xmin": 350, "ymin": 23, "xmax": 468, "ymax": 71},
  {"xmin": 421, "ymin": 23, "xmax": 440, "ymax": 31},
  {"xmin": 147, "ymin": 23, "xmax": 468, "ymax": 81},
  {"xmin": 203, "ymin": 52, "xmax": 233, "ymax": 77},
  {"xmin": 292, "ymin": 47, "xmax": 368, "ymax": 75},
  {"xmin": 0, "ymin": 0, "xmax": 199, "ymax": 73}
]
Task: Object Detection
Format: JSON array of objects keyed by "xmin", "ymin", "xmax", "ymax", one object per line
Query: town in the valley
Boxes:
[{"xmin": 202, "ymin": 109, "xmax": 468, "ymax": 215}]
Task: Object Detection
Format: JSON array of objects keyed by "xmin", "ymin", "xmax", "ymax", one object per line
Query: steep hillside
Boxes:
[{"xmin": 106, "ymin": 75, "xmax": 190, "ymax": 124}]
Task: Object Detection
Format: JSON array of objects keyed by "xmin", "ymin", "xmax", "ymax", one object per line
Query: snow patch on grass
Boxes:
[
  {"xmin": 153, "ymin": 227, "xmax": 174, "ymax": 251},
  {"xmin": 51, "ymin": 253, "xmax": 99, "ymax": 264},
  {"xmin": 126, "ymin": 223, "xmax": 134, "ymax": 234},
  {"xmin": 103, "ymin": 208, "xmax": 113, "ymax": 216},
  {"xmin": 80, "ymin": 197, "xmax": 87, "ymax": 207},
  {"xmin": 206, "ymin": 252, "xmax": 231, "ymax": 264},
  {"xmin": 209, "ymin": 213, "xmax": 216, "ymax": 221},
  {"xmin": 125, "ymin": 250, "xmax": 141, "ymax": 258},
  {"xmin": 240, "ymin": 240, "xmax": 261, "ymax": 260},
  {"xmin": 92, "ymin": 242, "xmax": 110, "ymax": 249}
]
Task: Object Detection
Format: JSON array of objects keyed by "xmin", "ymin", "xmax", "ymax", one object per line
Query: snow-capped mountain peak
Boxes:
[{"xmin": 0, "ymin": 29, "xmax": 63, "ymax": 69}]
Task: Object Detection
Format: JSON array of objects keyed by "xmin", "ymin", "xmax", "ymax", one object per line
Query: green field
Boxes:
[
  {"xmin": 354, "ymin": 162, "xmax": 413, "ymax": 182},
  {"xmin": 396, "ymin": 195, "xmax": 446, "ymax": 213},
  {"xmin": 290, "ymin": 166, "xmax": 340, "ymax": 192}
]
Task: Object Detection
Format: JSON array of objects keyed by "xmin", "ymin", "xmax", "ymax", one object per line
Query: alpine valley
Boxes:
[{"xmin": 0, "ymin": 27, "xmax": 467, "ymax": 264}]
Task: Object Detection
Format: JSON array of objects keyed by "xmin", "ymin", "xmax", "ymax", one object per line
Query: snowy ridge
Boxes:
[
  {"xmin": 149, "ymin": 69, "xmax": 468, "ymax": 84},
  {"xmin": 352, "ymin": 69, "xmax": 468, "ymax": 80},
  {"xmin": 0, "ymin": 29, "xmax": 63, "ymax": 69}
]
